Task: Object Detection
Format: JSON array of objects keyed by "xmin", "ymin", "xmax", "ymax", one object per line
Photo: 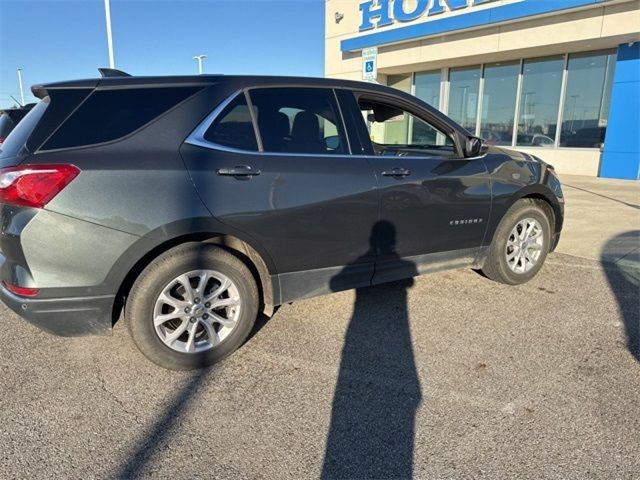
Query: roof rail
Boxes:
[{"xmin": 98, "ymin": 68, "xmax": 132, "ymax": 78}]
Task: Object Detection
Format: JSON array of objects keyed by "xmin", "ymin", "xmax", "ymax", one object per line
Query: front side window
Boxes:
[
  {"xmin": 248, "ymin": 88, "xmax": 347, "ymax": 155},
  {"xmin": 204, "ymin": 94, "xmax": 258, "ymax": 151},
  {"xmin": 560, "ymin": 50, "xmax": 616, "ymax": 148},
  {"xmin": 359, "ymin": 98, "xmax": 454, "ymax": 157},
  {"xmin": 516, "ymin": 56, "xmax": 564, "ymax": 147}
]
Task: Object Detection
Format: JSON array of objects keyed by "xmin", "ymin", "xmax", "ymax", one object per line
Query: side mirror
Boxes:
[
  {"xmin": 324, "ymin": 135, "xmax": 340, "ymax": 150},
  {"xmin": 465, "ymin": 136, "xmax": 483, "ymax": 157}
]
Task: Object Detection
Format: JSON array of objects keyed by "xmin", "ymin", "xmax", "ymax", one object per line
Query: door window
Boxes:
[
  {"xmin": 248, "ymin": 88, "xmax": 347, "ymax": 155},
  {"xmin": 358, "ymin": 98, "xmax": 455, "ymax": 157},
  {"xmin": 204, "ymin": 94, "xmax": 258, "ymax": 151}
]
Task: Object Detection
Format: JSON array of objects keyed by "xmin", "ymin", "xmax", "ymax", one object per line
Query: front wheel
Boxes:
[
  {"xmin": 480, "ymin": 199, "xmax": 551, "ymax": 285},
  {"xmin": 127, "ymin": 243, "xmax": 258, "ymax": 370}
]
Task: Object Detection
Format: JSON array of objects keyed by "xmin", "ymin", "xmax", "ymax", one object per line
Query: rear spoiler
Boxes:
[{"xmin": 31, "ymin": 68, "xmax": 131, "ymax": 99}]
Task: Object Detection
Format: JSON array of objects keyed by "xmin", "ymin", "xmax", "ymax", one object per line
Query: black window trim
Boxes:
[{"xmin": 187, "ymin": 85, "xmax": 354, "ymax": 157}]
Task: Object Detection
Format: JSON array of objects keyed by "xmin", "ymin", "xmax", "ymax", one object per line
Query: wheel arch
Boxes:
[
  {"xmin": 511, "ymin": 185, "xmax": 563, "ymax": 250},
  {"xmin": 108, "ymin": 224, "xmax": 278, "ymax": 326}
]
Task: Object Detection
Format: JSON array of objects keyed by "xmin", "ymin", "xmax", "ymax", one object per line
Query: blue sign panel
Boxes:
[
  {"xmin": 343, "ymin": 0, "xmax": 607, "ymax": 52},
  {"xmin": 600, "ymin": 43, "xmax": 640, "ymax": 180}
]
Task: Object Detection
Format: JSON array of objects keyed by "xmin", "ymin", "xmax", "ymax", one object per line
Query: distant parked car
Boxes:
[
  {"xmin": 0, "ymin": 71, "xmax": 564, "ymax": 370},
  {"xmin": 516, "ymin": 133, "xmax": 555, "ymax": 147},
  {"xmin": 562, "ymin": 127, "xmax": 606, "ymax": 148},
  {"xmin": 0, "ymin": 103, "xmax": 35, "ymax": 144}
]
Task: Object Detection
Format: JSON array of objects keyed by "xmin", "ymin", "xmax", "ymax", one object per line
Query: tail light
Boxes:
[
  {"xmin": 2, "ymin": 281, "xmax": 39, "ymax": 297},
  {"xmin": 0, "ymin": 164, "xmax": 80, "ymax": 208},
  {"xmin": 0, "ymin": 136, "xmax": 5, "ymax": 144}
]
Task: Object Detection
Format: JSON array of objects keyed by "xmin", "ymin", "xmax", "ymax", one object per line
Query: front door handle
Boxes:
[
  {"xmin": 217, "ymin": 165, "xmax": 261, "ymax": 177},
  {"xmin": 381, "ymin": 167, "xmax": 411, "ymax": 177}
]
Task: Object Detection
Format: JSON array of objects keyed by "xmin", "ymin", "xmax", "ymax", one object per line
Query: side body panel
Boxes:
[
  {"xmin": 482, "ymin": 148, "xmax": 565, "ymax": 250},
  {"xmin": 180, "ymin": 143, "xmax": 380, "ymax": 303},
  {"xmin": 338, "ymin": 89, "xmax": 493, "ymax": 284}
]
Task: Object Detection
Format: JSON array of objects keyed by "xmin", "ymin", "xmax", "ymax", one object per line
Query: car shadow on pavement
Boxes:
[
  {"xmin": 113, "ymin": 312, "xmax": 270, "ymax": 479},
  {"xmin": 114, "ymin": 368, "xmax": 209, "ymax": 479},
  {"xmin": 321, "ymin": 221, "xmax": 422, "ymax": 479},
  {"xmin": 602, "ymin": 231, "xmax": 640, "ymax": 363}
]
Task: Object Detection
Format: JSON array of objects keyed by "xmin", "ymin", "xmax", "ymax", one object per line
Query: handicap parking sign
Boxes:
[{"xmin": 362, "ymin": 47, "xmax": 377, "ymax": 82}]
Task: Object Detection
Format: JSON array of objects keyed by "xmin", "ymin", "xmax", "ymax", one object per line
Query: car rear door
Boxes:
[
  {"xmin": 339, "ymin": 90, "xmax": 492, "ymax": 285},
  {"xmin": 180, "ymin": 86, "xmax": 379, "ymax": 303}
]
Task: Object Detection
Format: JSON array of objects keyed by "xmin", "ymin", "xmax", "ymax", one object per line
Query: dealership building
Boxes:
[{"xmin": 325, "ymin": 0, "xmax": 640, "ymax": 179}]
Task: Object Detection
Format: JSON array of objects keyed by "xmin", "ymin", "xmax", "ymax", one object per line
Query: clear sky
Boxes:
[{"xmin": 0, "ymin": 0, "xmax": 325, "ymax": 108}]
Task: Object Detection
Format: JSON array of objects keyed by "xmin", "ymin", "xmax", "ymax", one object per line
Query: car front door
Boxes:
[
  {"xmin": 341, "ymin": 91, "xmax": 492, "ymax": 285},
  {"xmin": 180, "ymin": 86, "xmax": 379, "ymax": 303}
]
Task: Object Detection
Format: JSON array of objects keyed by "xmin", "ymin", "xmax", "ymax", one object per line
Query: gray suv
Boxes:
[{"xmin": 0, "ymin": 72, "xmax": 564, "ymax": 370}]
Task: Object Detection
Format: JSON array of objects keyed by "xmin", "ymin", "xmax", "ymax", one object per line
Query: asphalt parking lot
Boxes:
[{"xmin": 1, "ymin": 175, "xmax": 639, "ymax": 479}]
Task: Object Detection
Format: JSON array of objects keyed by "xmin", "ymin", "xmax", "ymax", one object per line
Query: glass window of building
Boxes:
[
  {"xmin": 413, "ymin": 70, "xmax": 444, "ymax": 144},
  {"xmin": 448, "ymin": 66, "xmax": 481, "ymax": 132},
  {"xmin": 516, "ymin": 55, "xmax": 564, "ymax": 147},
  {"xmin": 414, "ymin": 71, "xmax": 441, "ymax": 108},
  {"xmin": 559, "ymin": 50, "xmax": 616, "ymax": 148},
  {"xmin": 479, "ymin": 62, "xmax": 519, "ymax": 146}
]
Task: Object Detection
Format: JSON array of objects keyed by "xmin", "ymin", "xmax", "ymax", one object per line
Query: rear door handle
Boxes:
[
  {"xmin": 381, "ymin": 167, "xmax": 411, "ymax": 177},
  {"xmin": 217, "ymin": 165, "xmax": 261, "ymax": 177}
]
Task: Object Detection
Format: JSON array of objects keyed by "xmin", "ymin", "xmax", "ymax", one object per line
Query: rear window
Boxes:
[
  {"xmin": 42, "ymin": 86, "xmax": 200, "ymax": 150},
  {"xmin": 0, "ymin": 100, "xmax": 48, "ymax": 163},
  {"xmin": 0, "ymin": 113, "xmax": 16, "ymax": 139}
]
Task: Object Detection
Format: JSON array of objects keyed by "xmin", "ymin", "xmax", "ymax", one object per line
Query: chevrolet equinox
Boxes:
[{"xmin": 0, "ymin": 71, "xmax": 564, "ymax": 370}]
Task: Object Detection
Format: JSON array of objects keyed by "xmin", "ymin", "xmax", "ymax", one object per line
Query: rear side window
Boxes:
[
  {"xmin": 42, "ymin": 87, "xmax": 200, "ymax": 150},
  {"xmin": 203, "ymin": 94, "xmax": 258, "ymax": 151},
  {"xmin": 249, "ymin": 87, "xmax": 348, "ymax": 155}
]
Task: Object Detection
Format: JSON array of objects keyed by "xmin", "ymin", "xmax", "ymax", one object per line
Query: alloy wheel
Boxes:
[
  {"xmin": 153, "ymin": 269, "xmax": 241, "ymax": 353},
  {"xmin": 505, "ymin": 218, "xmax": 544, "ymax": 274}
]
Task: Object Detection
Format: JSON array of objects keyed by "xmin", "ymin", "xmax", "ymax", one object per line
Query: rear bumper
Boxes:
[{"xmin": 0, "ymin": 285, "xmax": 114, "ymax": 336}]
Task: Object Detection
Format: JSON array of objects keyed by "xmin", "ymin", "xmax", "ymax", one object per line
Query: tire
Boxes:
[
  {"xmin": 127, "ymin": 243, "xmax": 258, "ymax": 370},
  {"xmin": 480, "ymin": 199, "xmax": 551, "ymax": 285}
]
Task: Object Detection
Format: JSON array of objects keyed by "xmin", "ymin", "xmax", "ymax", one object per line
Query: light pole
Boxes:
[
  {"xmin": 193, "ymin": 55, "xmax": 207, "ymax": 75},
  {"xmin": 16, "ymin": 68, "xmax": 25, "ymax": 106},
  {"xmin": 104, "ymin": 0, "xmax": 115, "ymax": 68}
]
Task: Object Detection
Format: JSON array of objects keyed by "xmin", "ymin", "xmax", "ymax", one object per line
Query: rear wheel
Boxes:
[
  {"xmin": 127, "ymin": 243, "xmax": 258, "ymax": 370},
  {"xmin": 480, "ymin": 199, "xmax": 551, "ymax": 285}
]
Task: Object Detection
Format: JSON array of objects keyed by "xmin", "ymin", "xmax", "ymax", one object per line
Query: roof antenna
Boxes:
[
  {"xmin": 10, "ymin": 95, "xmax": 23, "ymax": 107},
  {"xmin": 98, "ymin": 67, "xmax": 132, "ymax": 78}
]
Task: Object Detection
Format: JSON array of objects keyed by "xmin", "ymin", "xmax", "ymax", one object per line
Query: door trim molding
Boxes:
[{"xmin": 275, "ymin": 246, "xmax": 487, "ymax": 305}]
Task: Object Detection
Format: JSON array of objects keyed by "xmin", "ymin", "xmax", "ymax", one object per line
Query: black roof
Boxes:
[
  {"xmin": 31, "ymin": 74, "xmax": 397, "ymax": 98},
  {"xmin": 29, "ymin": 71, "xmax": 470, "ymax": 136}
]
